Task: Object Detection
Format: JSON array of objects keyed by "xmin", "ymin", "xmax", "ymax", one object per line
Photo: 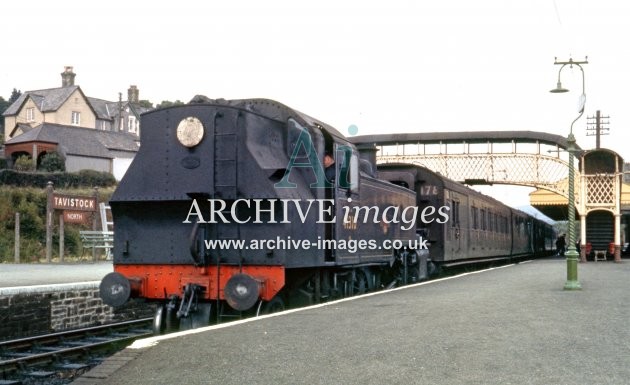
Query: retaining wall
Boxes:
[{"xmin": 0, "ymin": 282, "xmax": 155, "ymax": 340}]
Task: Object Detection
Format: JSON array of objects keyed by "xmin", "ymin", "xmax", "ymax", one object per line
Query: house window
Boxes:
[
  {"xmin": 71, "ymin": 111, "xmax": 81, "ymax": 125},
  {"xmin": 26, "ymin": 107, "xmax": 35, "ymax": 122},
  {"xmin": 128, "ymin": 117, "xmax": 135, "ymax": 133}
]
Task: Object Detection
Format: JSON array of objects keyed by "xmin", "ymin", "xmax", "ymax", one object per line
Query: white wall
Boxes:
[
  {"xmin": 66, "ymin": 155, "xmax": 111, "ymax": 173},
  {"xmin": 113, "ymin": 157, "xmax": 134, "ymax": 181}
]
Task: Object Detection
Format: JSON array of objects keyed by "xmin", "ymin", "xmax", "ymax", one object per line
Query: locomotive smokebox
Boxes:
[{"xmin": 224, "ymin": 273, "xmax": 261, "ymax": 311}]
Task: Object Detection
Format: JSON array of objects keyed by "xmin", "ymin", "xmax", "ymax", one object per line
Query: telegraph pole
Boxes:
[{"xmin": 586, "ymin": 110, "xmax": 609, "ymax": 149}]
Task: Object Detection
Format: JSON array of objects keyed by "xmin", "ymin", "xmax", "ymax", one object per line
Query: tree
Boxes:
[
  {"xmin": 138, "ymin": 100, "xmax": 154, "ymax": 109},
  {"xmin": 156, "ymin": 100, "xmax": 185, "ymax": 109},
  {"xmin": 0, "ymin": 96, "xmax": 9, "ymax": 134},
  {"xmin": 0, "ymin": 96, "xmax": 9, "ymax": 114},
  {"xmin": 8, "ymin": 88, "xmax": 22, "ymax": 104}
]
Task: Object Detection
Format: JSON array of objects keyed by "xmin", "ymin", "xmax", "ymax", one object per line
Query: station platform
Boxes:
[
  {"xmin": 0, "ymin": 262, "xmax": 112, "ymax": 292},
  {"xmin": 0, "ymin": 262, "xmax": 151, "ymax": 341},
  {"xmin": 76, "ymin": 258, "xmax": 630, "ymax": 385}
]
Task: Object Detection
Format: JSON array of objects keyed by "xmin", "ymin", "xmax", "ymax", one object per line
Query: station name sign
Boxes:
[
  {"xmin": 52, "ymin": 194, "xmax": 97, "ymax": 212},
  {"xmin": 63, "ymin": 211, "xmax": 90, "ymax": 223}
]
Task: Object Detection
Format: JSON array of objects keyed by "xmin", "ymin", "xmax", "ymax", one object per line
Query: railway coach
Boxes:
[{"xmin": 377, "ymin": 163, "xmax": 554, "ymax": 272}]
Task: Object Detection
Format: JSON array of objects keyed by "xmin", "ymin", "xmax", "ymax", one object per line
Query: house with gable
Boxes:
[{"xmin": 2, "ymin": 67, "xmax": 151, "ymax": 179}]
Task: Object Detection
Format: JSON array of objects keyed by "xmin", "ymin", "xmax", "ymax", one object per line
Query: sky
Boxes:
[{"xmin": 3, "ymin": 0, "xmax": 630, "ymax": 207}]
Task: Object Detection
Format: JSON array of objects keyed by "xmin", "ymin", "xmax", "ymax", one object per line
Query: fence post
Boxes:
[
  {"xmin": 59, "ymin": 214, "xmax": 64, "ymax": 262},
  {"xmin": 14, "ymin": 212, "xmax": 20, "ymax": 263},
  {"xmin": 92, "ymin": 187, "xmax": 99, "ymax": 262},
  {"xmin": 46, "ymin": 181, "xmax": 54, "ymax": 263}
]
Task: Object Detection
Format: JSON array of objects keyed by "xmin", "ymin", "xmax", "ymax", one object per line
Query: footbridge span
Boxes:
[{"xmin": 351, "ymin": 131, "xmax": 577, "ymax": 197}]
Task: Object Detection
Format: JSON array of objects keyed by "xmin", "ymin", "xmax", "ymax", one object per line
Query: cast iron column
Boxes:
[{"xmin": 564, "ymin": 134, "xmax": 581, "ymax": 290}]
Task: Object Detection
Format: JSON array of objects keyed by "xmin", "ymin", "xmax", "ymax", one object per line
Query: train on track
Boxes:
[{"xmin": 99, "ymin": 97, "xmax": 554, "ymax": 333}]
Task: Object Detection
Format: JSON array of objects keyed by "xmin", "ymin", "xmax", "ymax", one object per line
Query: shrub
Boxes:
[
  {"xmin": 14, "ymin": 155, "xmax": 34, "ymax": 172},
  {"xmin": 76, "ymin": 169, "xmax": 116, "ymax": 187},
  {"xmin": 0, "ymin": 188, "xmax": 46, "ymax": 262},
  {"xmin": 39, "ymin": 151, "xmax": 66, "ymax": 172}
]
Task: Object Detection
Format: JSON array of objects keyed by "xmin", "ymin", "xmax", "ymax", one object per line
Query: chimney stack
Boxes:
[
  {"xmin": 61, "ymin": 66, "xmax": 76, "ymax": 87},
  {"xmin": 127, "ymin": 85, "xmax": 139, "ymax": 104}
]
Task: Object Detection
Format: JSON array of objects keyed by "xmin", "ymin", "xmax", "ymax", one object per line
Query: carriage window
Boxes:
[
  {"xmin": 391, "ymin": 180, "xmax": 409, "ymax": 188},
  {"xmin": 488, "ymin": 211, "xmax": 493, "ymax": 232},
  {"xmin": 451, "ymin": 200, "xmax": 460, "ymax": 227}
]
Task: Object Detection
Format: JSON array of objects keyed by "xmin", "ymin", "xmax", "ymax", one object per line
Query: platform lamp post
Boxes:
[{"xmin": 550, "ymin": 57, "xmax": 587, "ymax": 291}]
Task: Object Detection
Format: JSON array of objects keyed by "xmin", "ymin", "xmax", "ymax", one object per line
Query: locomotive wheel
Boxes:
[
  {"xmin": 409, "ymin": 264, "xmax": 424, "ymax": 283},
  {"xmin": 153, "ymin": 305, "xmax": 166, "ymax": 335},
  {"xmin": 427, "ymin": 261, "xmax": 440, "ymax": 277},
  {"xmin": 417, "ymin": 256, "xmax": 429, "ymax": 282},
  {"xmin": 165, "ymin": 304, "xmax": 179, "ymax": 332},
  {"xmin": 258, "ymin": 296, "xmax": 285, "ymax": 315},
  {"xmin": 362, "ymin": 268, "xmax": 375, "ymax": 291},
  {"xmin": 191, "ymin": 303, "xmax": 214, "ymax": 329},
  {"xmin": 350, "ymin": 269, "xmax": 368, "ymax": 295}
]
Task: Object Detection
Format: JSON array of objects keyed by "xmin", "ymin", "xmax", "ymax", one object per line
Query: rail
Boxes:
[{"xmin": 0, "ymin": 317, "xmax": 152, "ymax": 375}]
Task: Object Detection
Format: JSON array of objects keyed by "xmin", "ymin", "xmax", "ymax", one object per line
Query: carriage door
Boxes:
[{"xmin": 445, "ymin": 191, "xmax": 465, "ymax": 260}]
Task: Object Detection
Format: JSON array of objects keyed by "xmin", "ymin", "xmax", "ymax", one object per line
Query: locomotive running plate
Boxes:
[{"xmin": 176, "ymin": 117, "xmax": 204, "ymax": 147}]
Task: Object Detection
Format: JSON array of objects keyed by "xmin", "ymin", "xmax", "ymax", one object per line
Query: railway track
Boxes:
[{"xmin": 0, "ymin": 318, "xmax": 153, "ymax": 384}]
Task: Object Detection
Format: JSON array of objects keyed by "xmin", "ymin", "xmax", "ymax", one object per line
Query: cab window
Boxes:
[{"xmin": 337, "ymin": 146, "xmax": 358, "ymax": 191}]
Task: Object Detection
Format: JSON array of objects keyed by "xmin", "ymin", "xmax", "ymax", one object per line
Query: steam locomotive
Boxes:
[{"xmin": 99, "ymin": 97, "xmax": 553, "ymax": 333}]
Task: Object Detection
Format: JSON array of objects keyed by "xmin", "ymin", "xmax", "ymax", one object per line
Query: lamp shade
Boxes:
[{"xmin": 550, "ymin": 81, "xmax": 569, "ymax": 93}]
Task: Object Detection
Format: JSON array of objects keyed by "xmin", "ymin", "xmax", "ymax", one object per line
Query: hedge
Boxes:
[{"xmin": 0, "ymin": 169, "xmax": 116, "ymax": 188}]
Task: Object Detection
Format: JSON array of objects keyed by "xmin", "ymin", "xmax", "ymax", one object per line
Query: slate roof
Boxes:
[
  {"xmin": 87, "ymin": 97, "xmax": 117, "ymax": 120},
  {"xmin": 4, "ymin": 123, "xmax": 139, "ymax": 159},
  {"xmin": 3, "ymin": 86, "xmax": 80, "ymax": 116},
  {"xmin": 16, "ymin": 123, "xmax": 32, "ymax": 133},
  {"xmin": 86, "ymin": 97, "xmax": 152, "ymax": 121},
  {"xmin": 129, "ymin": 103, "xmax": 153, "ymax": 117}
]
